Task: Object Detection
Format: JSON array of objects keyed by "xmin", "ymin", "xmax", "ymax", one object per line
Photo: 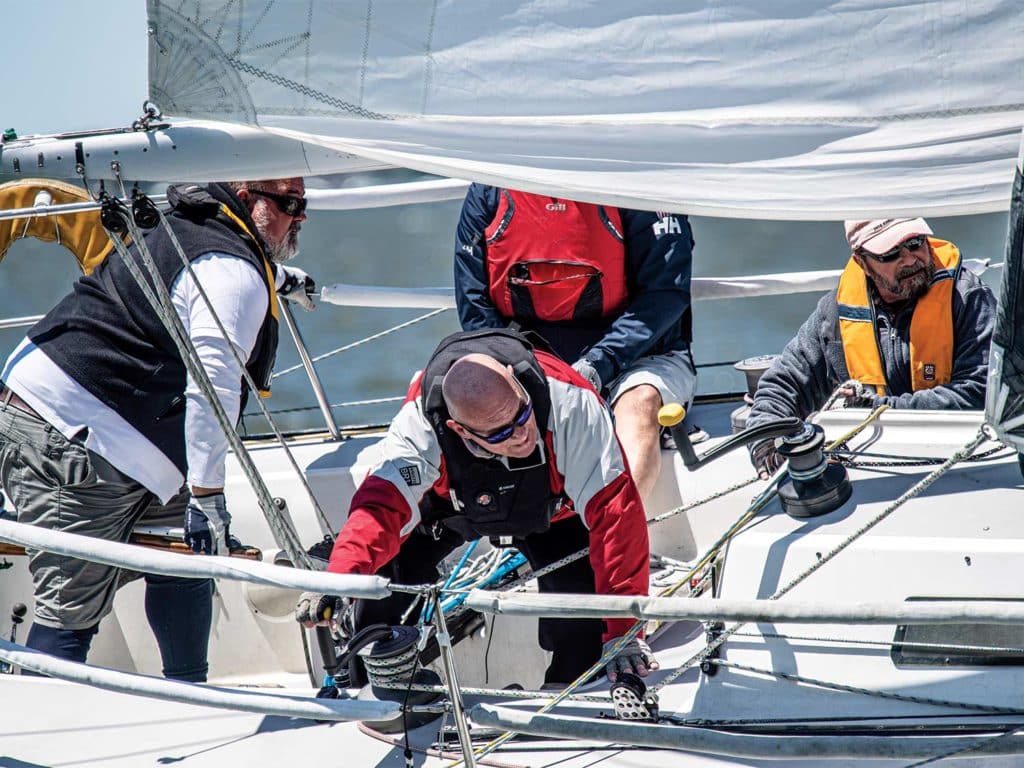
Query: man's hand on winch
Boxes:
[
  {"xmin": 295, "ymin": 592, "xmax": 353, "ymax": 637},
  {"xmin": 603, "ymin": 636, "xmax": 659, "ymax": 682}
]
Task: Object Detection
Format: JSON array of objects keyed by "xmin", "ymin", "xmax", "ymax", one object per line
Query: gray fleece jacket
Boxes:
[{"xmin": 747, "ymin": 265, "xmax": 996, "ymax": 428}]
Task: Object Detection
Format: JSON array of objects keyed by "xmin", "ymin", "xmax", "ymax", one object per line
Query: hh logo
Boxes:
[
  {"xmin": 545, "ymin": 202, "xmax": 567, "ymax": 212},
  {"xmin": 398, "ymin": 465, "xmax": 421, "ymax": 486},
  {"xmin": 653, "ymin": 215, "xmax": 682, "ymax": 236},
  {"xmin": 923, "ymin": 363, "xmax": 936, "ymax": 382}
]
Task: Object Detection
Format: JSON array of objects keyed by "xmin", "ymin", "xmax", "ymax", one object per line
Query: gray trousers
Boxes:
[{"xmin": 0, "ymin": 401, "xmax": 188, "ymax": 629}]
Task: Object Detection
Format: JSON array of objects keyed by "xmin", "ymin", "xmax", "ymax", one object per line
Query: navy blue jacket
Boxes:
[{"xmin": 454, "ymin": 183, "xmax": 694, "ymax": 387}]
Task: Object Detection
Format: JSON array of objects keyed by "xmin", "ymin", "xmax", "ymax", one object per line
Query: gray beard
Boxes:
[
  {"xmin": 267, "ymin": 230, "xmax": 300, "ymax": 263},
  {"xmin": 867, "ymin": 260, "xmax": 934, "ymax": 302}
]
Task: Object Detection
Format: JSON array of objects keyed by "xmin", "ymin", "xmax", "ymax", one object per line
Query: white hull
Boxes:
[{"xmin": 2, "ymin": 404, "xmax": 1023, "ymax": 766}]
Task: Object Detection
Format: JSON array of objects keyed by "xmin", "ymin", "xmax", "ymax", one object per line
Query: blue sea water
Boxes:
[{"xmin": 0, "ymin": 177, "xmax": 1007, "ymax": 433}]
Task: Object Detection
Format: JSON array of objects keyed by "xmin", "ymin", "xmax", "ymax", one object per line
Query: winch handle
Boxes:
[{"xmin": 658, "ymin": 404, "xmax": 804, "ymax": 472}]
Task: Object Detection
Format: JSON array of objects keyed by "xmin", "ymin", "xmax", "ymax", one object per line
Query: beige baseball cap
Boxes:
[{"xmin": 844, "ymin": 218, "xmax": 932, "ymax": 255}]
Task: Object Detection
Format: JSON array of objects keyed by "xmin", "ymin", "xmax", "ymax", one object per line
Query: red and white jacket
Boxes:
[{"xmin": 327, "ymin": 352, "xmax": 649, "ymax": 640}]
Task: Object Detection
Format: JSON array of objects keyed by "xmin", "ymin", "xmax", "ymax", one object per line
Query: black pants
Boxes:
[{"xmin": 353, "ymin": 516, "xmax": 604, "ymax": 684}]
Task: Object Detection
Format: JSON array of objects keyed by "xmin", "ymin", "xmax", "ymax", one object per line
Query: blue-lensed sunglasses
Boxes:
[{"xmin": 459, "ymin": 383, "xmax": 533, "ymax": 445}]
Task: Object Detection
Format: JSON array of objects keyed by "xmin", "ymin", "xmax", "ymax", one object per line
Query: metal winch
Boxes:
[
  {"xmin": 359, "ymin": 624, "xmax": 422, "ymax": 687},
  {"xmin": 350, "ymin": 624, "xmax": 444, "ymax": 734}
]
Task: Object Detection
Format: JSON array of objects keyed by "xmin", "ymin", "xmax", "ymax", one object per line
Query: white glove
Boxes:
[
  {"xmin": 603, "ymin": 636, "xmax": 659, "ymax": 682},
  {"xmin": 572, "ymin": 358, "xmax": 602, "ymax": 393},
  {"xmin": 184, "ymin": 493, "xmax": 231, "ymax": 555},
  {"xmin": 277, "ymin": 265, "xmax": 317, "ymax": 311}
]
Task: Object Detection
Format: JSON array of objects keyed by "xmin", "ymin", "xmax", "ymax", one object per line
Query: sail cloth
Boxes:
[
  {"xmin": 146, "ymin": 0, "xmax": 1024, "ymax": 219},
  {"xmin": 986, "ymin": 131, "xmax": 1024, "ymax": 446}
]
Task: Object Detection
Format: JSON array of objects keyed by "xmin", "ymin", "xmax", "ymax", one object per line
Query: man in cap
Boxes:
[{"xmin": 747, "ymin": 218, "xmax": 996, "ymax": 477}]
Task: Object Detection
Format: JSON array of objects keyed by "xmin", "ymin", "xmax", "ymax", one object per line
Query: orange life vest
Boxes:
[{"xmin": 837, "ymin": 238, "xmax": 960, "ymax": 396}]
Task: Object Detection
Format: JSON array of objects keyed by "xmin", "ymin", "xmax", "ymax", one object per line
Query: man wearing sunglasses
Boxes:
[
  {"xmin": 453, "ymin": 185, "xmax": 696, "ymax": 506},
  {"xmin": 0, "ymin": 177, "xmax": 316, "ymax": 679},
  {"xmin": 297, "ymin": 328, "xmax": 655, "ymax": 687},
  {"xmin": 746, "ymin": 217, "xmax": 996, "ymax": 478}
]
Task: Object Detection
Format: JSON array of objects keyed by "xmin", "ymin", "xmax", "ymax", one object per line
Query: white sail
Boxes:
[{"xmin": 147, "ymin": 0, "xmax": 1024, "ymax": 218}]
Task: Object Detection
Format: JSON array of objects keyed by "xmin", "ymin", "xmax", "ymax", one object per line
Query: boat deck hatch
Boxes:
[{"xmin": 892, "ymin": 598, "xmax": 1024, "ymax": 668}]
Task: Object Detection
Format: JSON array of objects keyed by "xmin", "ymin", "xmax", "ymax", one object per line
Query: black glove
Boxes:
[
  {"xmin": 277, "ymin": 265, "xmax": 317, "ymax": 311},
  {"xmin": 603, "ymin": 637, "xmax": 659, "ymax": 682},
  {"xmin": 750, "ymin": 438, "xmax": 785, "ymax": 480},
  {"xmin": 295, "ymin": 592, "xmax": 354, "ymax": 637},
  {"xmin": 184, "ymin": 493, "xmax": 231, "ymax": 555}
]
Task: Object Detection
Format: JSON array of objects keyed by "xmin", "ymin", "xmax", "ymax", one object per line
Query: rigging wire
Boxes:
[
  {"xmin": 102, "ymin": 199, "xmax": 311, "ymax": 567},
  {"xmin": 152, "ymin": 205, "xmax": 333, "ymax": 533},
  {"xmin": 272, "ymin": 307, "xmax": 450, "ymax": 378}
]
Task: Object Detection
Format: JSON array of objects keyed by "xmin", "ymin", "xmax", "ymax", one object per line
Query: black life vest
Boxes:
[
  {"xmin": 420, "ymin": 328, "xmax": 565, "ymax": 540},
  {"xmin": 28, "ymin": 182, "xmax": 278, "ymax": 474}
]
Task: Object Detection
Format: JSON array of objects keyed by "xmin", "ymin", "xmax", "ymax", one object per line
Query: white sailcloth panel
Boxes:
[{"xmin": 148, "ymin": 0, "xmax": 1024, "ymax": 218}]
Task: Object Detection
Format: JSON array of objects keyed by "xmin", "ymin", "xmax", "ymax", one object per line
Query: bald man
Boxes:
[{"xmin": 296, "ymin": 328, "xmax": 654, "ymax": 686}]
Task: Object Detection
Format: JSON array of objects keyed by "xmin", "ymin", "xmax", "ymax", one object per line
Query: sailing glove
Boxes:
[
  {"xmin": 572, "ymin": 358, "xmax": 603, "ymax": 393},
  {"xmin": 184, "ymin": 493, "xmax": 232, "ymax": 556},
  {"xmin": 603, "ymin": 637, "xmax": 659, "ymax": 682},
  {"xmin": 277, "ymin": 265, "xmax": 317, "ymax": 311},
  {"xmin": 750, "ymin": 438, "xmax": 785, "ymax": 480},
  {"xmin": 838, "ymin": 381, "xmax": 877, "ymax": 409},
  {"xmin": 295, "ymin": 593, "xmax": 354, "ymax": 635}
]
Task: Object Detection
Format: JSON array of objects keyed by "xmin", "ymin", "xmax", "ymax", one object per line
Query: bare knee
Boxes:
[{"xmin": 613, "ymin": 385, "xmax": 663, "ymax": 433}]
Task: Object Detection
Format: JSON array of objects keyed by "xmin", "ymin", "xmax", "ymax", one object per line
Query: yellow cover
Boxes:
[{"xmin": 0, "ymin": 179, "xmax": 120, "ymax": 274}]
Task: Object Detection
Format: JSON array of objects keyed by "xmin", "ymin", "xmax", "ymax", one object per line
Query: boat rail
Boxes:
[
  {"xmin": 0, "ymin": 518, "xmax": 391, "ymax": 598},
  {"xmin": 0, "ymin": 637, "xmax": 402, "ymax": 723}
]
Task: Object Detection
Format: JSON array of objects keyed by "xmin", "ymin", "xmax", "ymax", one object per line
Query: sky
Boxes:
[{"xmin": 4, "ymin": 1, "xmax": 148, "ymax": 136}]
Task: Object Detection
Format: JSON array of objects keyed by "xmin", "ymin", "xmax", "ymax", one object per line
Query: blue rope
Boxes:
[
  {"xmin": 423, "ymin": 539, "xmax": 479, "ymax": 622},
  {"xmin": 439, "ymin": 551, "xmax": 527, "ymax": 613}
]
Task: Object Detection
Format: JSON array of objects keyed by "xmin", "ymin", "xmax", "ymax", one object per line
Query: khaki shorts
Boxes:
[
  {"xmin": 606, "ymin": 349, "xmax": 697, "ymax": 409},
  {"xmin": 0, "ymin": 402, "xmax": 187, "ymax": 630}
]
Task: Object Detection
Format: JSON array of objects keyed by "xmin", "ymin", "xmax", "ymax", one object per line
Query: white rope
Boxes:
[
  {"xmin": 0, "ymin": 518, "xmax": 390, "ymax": 598},
  {"xmin": 0, "ymin": 638, "xmax": 400, "ymax": 723}
]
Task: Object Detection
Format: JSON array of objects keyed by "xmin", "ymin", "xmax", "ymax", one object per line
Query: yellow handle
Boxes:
[{"xmin": 657, "ymin": 402, "xmax": 686, "ymax": 428}]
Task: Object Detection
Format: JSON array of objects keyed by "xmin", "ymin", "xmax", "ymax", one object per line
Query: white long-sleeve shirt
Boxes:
[{"xmin": 2, "ymin": 253, "xmax": 272, "ymax": 503}]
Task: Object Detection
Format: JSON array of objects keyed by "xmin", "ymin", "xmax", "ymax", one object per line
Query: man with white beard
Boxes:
[
  {"xmin": 0, "ymin": 178, "xmax": 315, "ymax": 679},
  {"xmin": 747, "ymin": 217, "xmax": 996, "ymax": 478}
]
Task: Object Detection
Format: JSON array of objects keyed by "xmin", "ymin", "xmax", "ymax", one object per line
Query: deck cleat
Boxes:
[{"xmin": 610, "ymin": 672, "xmax": 659, "ymax": 722}]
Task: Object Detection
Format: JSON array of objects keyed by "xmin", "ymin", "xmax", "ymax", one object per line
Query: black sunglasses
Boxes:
[
  {"xmin": 859, "ymin": 235, "xmax": 927, "ymax": 264},
  {"xmin": 459, "ymin": 382, "xmax": 534, "ymax": 445},
  {"xmin": 249, "ymin": 189, "xmax": 307, "ymax": 217}
]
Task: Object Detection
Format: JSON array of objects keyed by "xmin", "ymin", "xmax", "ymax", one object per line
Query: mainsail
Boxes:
[
  {"xmin": 986, "ymin": 132, "xmax": 1024, "ymax": 446},
  {"xmin": 146, "ymin": 0, "xmax": 1024, "ymax": 218}
]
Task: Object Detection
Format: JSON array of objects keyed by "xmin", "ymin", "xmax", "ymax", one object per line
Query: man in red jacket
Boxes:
[{"xmin": 296, "ymin": 329, "xmax": 655, "ymax": 685}]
